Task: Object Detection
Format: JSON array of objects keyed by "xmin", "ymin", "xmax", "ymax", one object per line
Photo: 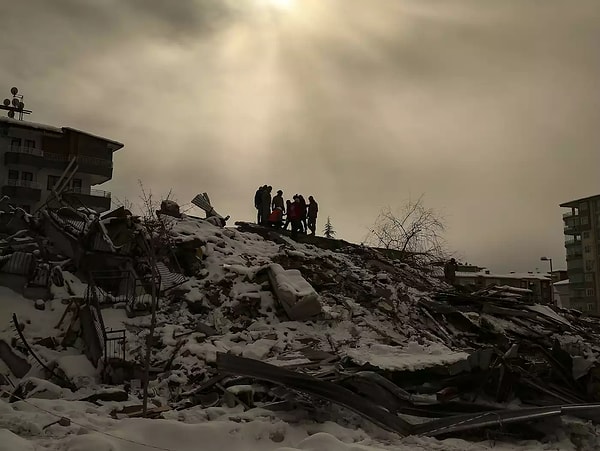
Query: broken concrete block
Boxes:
[
  {"xmin": 267, "ymin": 263, "xmax": 322, "ymax": 320},
  {"xmin": 34, "ymin": 299, "xmax": 45, "ymax": 311}
]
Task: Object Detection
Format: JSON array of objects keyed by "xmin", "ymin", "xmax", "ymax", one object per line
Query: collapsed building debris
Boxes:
[
  {"xmin": 267, "ymin": 263, "xmax": 322, "ymax": 320},
  {"xmin": 4, "ymin": 192, "xmax": 600, "ymax": 447}
]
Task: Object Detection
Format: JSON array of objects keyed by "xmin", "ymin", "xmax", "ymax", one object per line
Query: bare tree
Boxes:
[{"xmin": 367, "ymin": 195, "xmax": 447, "ymax": 264}]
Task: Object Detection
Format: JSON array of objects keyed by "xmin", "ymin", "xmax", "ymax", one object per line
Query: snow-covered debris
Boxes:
[
  {"xmin": 5, "ymin": 207, "xmax": 600, "ymax": 449},
  {"xmin": 344, "ymin": 342, "xmax": 470, "ymax": 372},
  {"xmin": 267, "ymin": 263, "xmax": 322, "ymax": 320}
]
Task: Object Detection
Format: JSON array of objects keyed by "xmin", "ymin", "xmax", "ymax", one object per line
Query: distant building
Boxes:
[
  {"xmin": 554, "ymin": 279, "xmax": 570, "ymax": 309},
  {"xmin": 550, "ymin": 270, "xmax": 568, "ymax": 284},
  {"xmin": 0, "ymin": 117, "xmax": 123, "ymax": 213},
  {"xmin": 560, "ymin": 194, "xmax": 600, "ymax": 313},
  {"xmin": 454, "ymin": 270, "xmax": 552, "ymax": 303}
]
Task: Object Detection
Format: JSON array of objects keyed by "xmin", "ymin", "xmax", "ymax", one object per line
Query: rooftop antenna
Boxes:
[{"xmin": 1, "ymin": 86, "xmax": 32, "ymax": 120}]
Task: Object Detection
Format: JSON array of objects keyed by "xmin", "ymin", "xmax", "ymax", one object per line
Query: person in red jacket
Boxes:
[{"xmin": 288, "ymin": 196, "xmax": 303, "ymax": 238}]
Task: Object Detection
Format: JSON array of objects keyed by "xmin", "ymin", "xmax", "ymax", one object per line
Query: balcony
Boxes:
[
  {"xmin": 62, "ymin": 189, "xmax": 112, "ymax": 213},
  {"xmin": 564, "ymin": 225, "xmax": 580, "ymax": 235},
  {"xmin": 565, "ymin": 237, "xmax": 582, "ymax": 247},
  {"xmin": 566, "ymin": 251, "xmax": 583, "ymax": 261},
  {"xmin": 44, "ymin": 152, "xmax": 113, "ymax": 182},
  {"xmin": 1, "ymin": 179, "xmax": 42, "ymax": 202},
  {"xmin": 5, "ymin": 145, "xmax": 45, "ymax": 166},
  {"xmin": 563, "ymin": 211, "xmax": 577, "ymax": 219}
]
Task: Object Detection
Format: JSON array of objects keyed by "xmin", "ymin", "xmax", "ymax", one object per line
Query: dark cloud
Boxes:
[{"xmin": 2, "ymin": 0, "xmax": 599, "ymax": 272}]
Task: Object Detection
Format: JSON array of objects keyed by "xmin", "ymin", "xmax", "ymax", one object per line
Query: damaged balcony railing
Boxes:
[
  {"xmin": 89, "ymin": 269, "xmax": 160, "ymax": 316},
  {"xmin": 104, "ymin": 329, "xmax": 126, "ymax": 364},
  {"xmin": 44, "ymin": 152, "xmax": 113, "ymax": 168}
]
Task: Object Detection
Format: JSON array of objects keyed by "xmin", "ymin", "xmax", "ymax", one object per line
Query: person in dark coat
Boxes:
[
  {"xmin": 444, "ymin": 258, "xmax": 458, "ymax": 285},
  {"xmin": 307, "ymin": 195, "xmax": 318, "ymax": 235},
  {"xmin": 254, "ymin": 185, "xmax": 265, "ymax": 224},
  {"xmin": 260, "ymin": 186, "xmax": 272, "ymax": 226},
  {"xmin": 297, "ymin": 195, "xmax": 307, "ymax": 233},
  {"xmin": 283, "ymin": 200, "xmax": 292, "ymax": 230},
  {"xmin": 272, "ymin": 190, "xmax": 285, "ymax": 213}
]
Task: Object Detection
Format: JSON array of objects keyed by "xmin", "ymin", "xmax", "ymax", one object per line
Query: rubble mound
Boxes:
[{"xmin": 3, "ymin": 206, "xmax": 600, "ymax": 448}]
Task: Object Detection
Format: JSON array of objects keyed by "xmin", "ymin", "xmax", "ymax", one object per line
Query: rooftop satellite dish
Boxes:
[
  {"xmin": 12, "ymin": 98, "xmax": 19, "ymax": 107},
  {"xmin": 10, "ymin": 87, "xmax": 18, "ymax": 95},
  {"xmin": 7, "ymin": 111, "xmax": 15, "ymax": 118},
  {"xmin": 2, "ymin": 99, "xmax": 9, "ymax": 106}
]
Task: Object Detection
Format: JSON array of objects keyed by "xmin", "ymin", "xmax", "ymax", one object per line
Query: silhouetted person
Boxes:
[
  {"xmin": 444, "ymin": 258, "xmax": 458, "ymax": 285},
  {"xmin": 283, "ymin": 200, "xmax": 292, "ymax": 230},
  {"xmin": 288, "ymin": 196, "xmax": 303, "ymax": 238},
  {"xmin": 272, "ymin": 190, "xmax": 285, "ymax": 213},
  {"xmin": 307, "ymin": 195, "xmax": 318, "ymax": 235},
  {"xmin": 298, "ymin": 194, "xmax": 307, "ymax": 233},
  {"xmin": 254, "ymin": 185, "xmax": 265, "ymax": 224},
  {"xmin": 260, "ymin": 186, "xmax": 272, "ymax": 226}
]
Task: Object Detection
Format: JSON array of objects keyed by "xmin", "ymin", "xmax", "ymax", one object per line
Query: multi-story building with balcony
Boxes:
[
  {"xmin": 561, "ymin": 194, "xmax": 600, "ymax": 313},
  {"xmin": 0, "ymin": 117, "xmax": 123, "ymax": 213}
]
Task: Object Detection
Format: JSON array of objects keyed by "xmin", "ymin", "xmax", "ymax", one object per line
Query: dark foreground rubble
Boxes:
[{"xmin": 2, "ymin": 194, "xmax": 600, "ymax": 449}]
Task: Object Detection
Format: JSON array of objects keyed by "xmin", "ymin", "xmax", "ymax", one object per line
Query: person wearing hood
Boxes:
[
  {"xmin": 254, "ymin": 185, "xmax": 265, "ymax": 224},
  {"xmin": 260, "ymin": 186, "xmax": 272, "ymax": 226}
]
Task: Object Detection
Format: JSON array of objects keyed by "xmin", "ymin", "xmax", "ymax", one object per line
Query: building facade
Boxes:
[
  {"xmin": 561, "ymin": 194, "xmax": 600, "ymax": 313},
  {"xmin": 0, "ymin": 117, "xmax": 123, "ymax": 213}
]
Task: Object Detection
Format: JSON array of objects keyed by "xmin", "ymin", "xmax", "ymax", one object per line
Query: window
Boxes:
[
  {"xmin": 47, "ymin": 175, "xmax": 60, "ymax": 190},
  {"xmin": 584, "ymin": 231, "xmax": 590, "ymax": 239},
  {"xmin": 24, "ymin": 139, "xmax": 35, "ymax": 149},
  {"xmin": 587, "ymin": 303, "xmax": 595, "ymax": 312},
  {"xmin": 585, "ymin": 273, "xmax": 594, "ymax": 282},
  {"xmin": 586, "ymin": 260, "xmax": 594, "ymax": 271},
  {"xmin": 21, "ymin": 172, "xmax": 33, "ymax": 182},
  {"xmin": 586, "ymin": 289, "xmax": 595, "ymax": 297},
  {"xmin": 10, "ymin": 138, "xmax": 21, "ymax": 150},
  {"xmin": 585, "ymin": 245, "xmax": 591, "ymax": 253},
  {"xmin": 8, "ymin": 170, "xmax": 18, "ymax": 180},
  {"xmin": 71, "ymin": 178, "xmax": 82, "ymax": 193},
  {"xmin": 582, "ymin": 216, "xmax": 589, "ymax": 225}
]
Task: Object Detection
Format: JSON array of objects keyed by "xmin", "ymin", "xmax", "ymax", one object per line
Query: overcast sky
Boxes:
[{"xmin": 3, "ymin": 0, "xmax": 600, "ymax": 272}]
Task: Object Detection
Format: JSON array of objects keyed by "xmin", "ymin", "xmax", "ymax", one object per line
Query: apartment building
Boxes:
[
  {"xmin": 561, "ymin": 194, "xmax": 600, "ymax": 313},
  {"xmin": 0, "ymin": 117, "xmax": 123, "ymax": 213}
]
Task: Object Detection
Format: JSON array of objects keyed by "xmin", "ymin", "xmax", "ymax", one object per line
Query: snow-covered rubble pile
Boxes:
[
  {"xmin": 139, "ymin": 216, "xmax": 450, "ymax": 388},
  {"xmin": 6, "ymin": 215, "xmax": 600, "ymax": 449}
]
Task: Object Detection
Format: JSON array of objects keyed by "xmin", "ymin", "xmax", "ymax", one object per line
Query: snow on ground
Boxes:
[
  {"xmin": 0, "ymin": 397, "xmax": 585, "ymax": 451},
  {"xmin": 344, "ymin": 342, "xmax": 470, "ymax": 372},
  {"xmin": 0, "ymin": 287, "xmax": 63, "ymax": 343}
]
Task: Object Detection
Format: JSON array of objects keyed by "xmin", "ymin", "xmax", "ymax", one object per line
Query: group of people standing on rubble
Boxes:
[{"xmin": 254, "ymin": 185, "xmax": 318, "ymax": 236}]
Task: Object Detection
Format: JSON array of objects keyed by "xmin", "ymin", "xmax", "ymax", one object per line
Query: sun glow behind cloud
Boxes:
[{"xmin": 265, "ymin": 0, "xmax": 296, "ymax": 10}]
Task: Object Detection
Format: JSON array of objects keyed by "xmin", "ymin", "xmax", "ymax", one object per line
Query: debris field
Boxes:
[{"xmin": 2, "ymin": 193, "xmax": 600, "ymax": 449}]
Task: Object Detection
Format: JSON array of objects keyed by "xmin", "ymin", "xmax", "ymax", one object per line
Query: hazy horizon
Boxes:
[{"xmin": 3, "ymin": 0, "xmax": 600, "ymax": 273}]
